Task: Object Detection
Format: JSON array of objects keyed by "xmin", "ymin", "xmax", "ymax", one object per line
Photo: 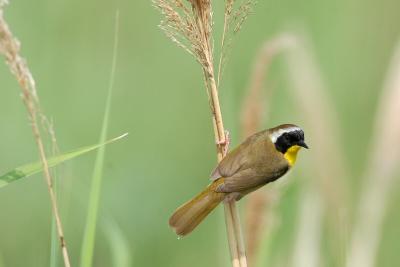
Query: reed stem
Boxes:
[{"xmin": 0, "ymin": 3, "xmax": 71, "ymax": 266}]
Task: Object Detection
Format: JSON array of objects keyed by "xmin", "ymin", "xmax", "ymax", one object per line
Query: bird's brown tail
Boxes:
[{"xmin": 169, "ymin": 180, "xmax": 226, "ymax": 236}]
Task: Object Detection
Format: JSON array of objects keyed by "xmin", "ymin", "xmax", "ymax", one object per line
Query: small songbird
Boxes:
[{"xmin": 169, "ymin": 124, "xmax": 308, "ymax": 236}]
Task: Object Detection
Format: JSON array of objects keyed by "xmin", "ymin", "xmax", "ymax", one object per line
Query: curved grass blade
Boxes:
[
  {"xmin": 0, "ymin": 133, "xmax": 128, "ymax": 188},
  {"xmin": 80, "ymin": 10, "xmax": 120, "ymax": 267}
]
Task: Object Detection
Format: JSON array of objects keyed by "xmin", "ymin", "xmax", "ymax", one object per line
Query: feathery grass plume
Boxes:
[
  {"xmin": 346, "ymin": 40, "xmax": 400, "ymax": 267},
  {"xmin": 154, "ymin": 0, "xmax": 213, "ymax": 68},
  {"xmin": 0, "ymin": 3, "xmax": 71, "ymax": 266},
  {"xmin": 217, "ymin": 0, "xmax": 256, "ymax": 85},
  {"xmin": 240, "ymin": 34, "xmax": 295, "ymax": 266},
  {"xmin": 283, "ymin": 32, "xmax": 350, "ymax": 266},
  {"xmin": 154, "ymin": 1, "xmax": 252, "ymax": 266}
]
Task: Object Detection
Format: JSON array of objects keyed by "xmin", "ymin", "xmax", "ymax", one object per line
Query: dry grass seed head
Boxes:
[
  {"xmin": 232, "ymin": 0, "xmax": 256, "ymax": 33},
  {"xmin": 155, "ymin": 0, "xmax": 214, "ymax": 72},
  {"xmin": 0, "ymin": 5, "xmax": 38, "ymax": 104}
]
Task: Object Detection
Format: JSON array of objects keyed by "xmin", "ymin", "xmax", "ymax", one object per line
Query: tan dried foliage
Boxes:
[
  {"xmin": 154, "ymin": 0, "xmax": 213, "ymax": 71},
  {"xmin": 218, "ymin": 0, "xmax": 256, "ymax": 85},
  {"xmin": 0, "ymin": 3, "xmax": 71, "ymax": 266},
  {"xmin": 0, "ymin": 11, "xmax": 38, "ymax": 104},
  {"xmin": 154, "ymin": 1, "xmax": 254, "ymax": 266}
]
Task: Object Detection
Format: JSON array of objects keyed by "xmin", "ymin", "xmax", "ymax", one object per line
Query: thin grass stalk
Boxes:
[
  {"xmin": 40, "ymin": 87, "xmax": 62, "ymax": 267},
  {"xmin": 217, "ymin": 0, "xmax": 233, "ymax": 86},
  {"xmin": 216, "ymin": 0, "xmax": 255, "ymax": 87},
  {"xmin": 230, "ymin": 201, "xmax": 247, "ymax": 267},
  {"xmin": 224, "ymin": 203, "xmax": 241, "ymax": 267},
  {"xmin": 0, "ymin": 3, "xmax": 71, "ymax": 266},
  {"xmin": 154, "ymin": 1, "xmax": 249, "ymax": 265},
  {"xmin": 45, "ymin": 120, "xmax": 62, "ymax": 267},
  {"xmin": 195, "ymin": 9, "xmax": 248, "ymax": 267},
  {"xmin": 80, "ymin": 11, "xmax": 120, "ymax": 267},
  {"xmin": 346, "ymin": 40, "xmax": 400, "ymax": 267},
  {"xmin": 209, "ymin": 49, "xmax": 247, "ymax": 267}
]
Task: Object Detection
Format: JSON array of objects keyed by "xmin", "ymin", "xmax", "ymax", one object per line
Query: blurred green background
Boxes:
[{"xmin": 1, "ymin": 0, "xmax": 400, "ymax": 266}]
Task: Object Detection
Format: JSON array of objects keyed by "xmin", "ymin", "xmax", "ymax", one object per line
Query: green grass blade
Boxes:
[
  {"xmin": 103, "ymin": 219, "xmax": 133, "ymax": 267},
  {"xmin": 0, "ymin": 133, "xmax": 127, "ymax": 188},
  {"xmin": 80, "ymin": 11, "xmax": 119, "ymax": 267}
]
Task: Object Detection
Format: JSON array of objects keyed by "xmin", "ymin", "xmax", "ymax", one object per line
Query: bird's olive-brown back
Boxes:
[{"xmin": 210, "ymin": 130, "xmax": 289, "ymax": 196}]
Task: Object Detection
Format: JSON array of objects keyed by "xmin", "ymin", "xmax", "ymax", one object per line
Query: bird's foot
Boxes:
[{"xmin": 216, "ymin": 130, "xmax": 230, "ymax": 156}]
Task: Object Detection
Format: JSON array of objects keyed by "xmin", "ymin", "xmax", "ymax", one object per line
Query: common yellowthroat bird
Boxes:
[{"xmin": 169, "ymin": 124, "xmax": 308, "ymax": 236}]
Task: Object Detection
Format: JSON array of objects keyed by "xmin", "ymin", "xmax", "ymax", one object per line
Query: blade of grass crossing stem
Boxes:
[
  {"xmin": 80, "ymin": 11, "xmax": 119, "ymax": 267},
  {"xmin": 51, "ymin": 154, "xmax": 63, "ymax": 267},
  {"xmin": 0, "ymin": 134, "xmax": 127, "ymax": 188},
  {"xmin": 50, "ymin": 177, "xmax": 60, "ymax": 267}
]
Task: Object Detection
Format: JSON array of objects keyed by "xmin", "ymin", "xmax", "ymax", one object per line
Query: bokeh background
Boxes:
[{"xmin": 1, "ymin": 0, "xmax": 400, "ymax": 266}]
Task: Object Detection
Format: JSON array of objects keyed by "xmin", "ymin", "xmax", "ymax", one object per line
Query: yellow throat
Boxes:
[{"xmin": 284, "ymin": 145, "xmax": 302, "ymax": 167}]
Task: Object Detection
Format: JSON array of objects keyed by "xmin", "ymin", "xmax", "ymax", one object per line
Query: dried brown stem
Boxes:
[
  {"xmin": 154, "ymin": 1, "xmax": 248, "ymax": 266},
  {"xmin": 0, "ymin": 4, "xmax": 71, "ymax": 267},
  {"xmin": 203, "ymin": 22, "xmax": 248, "ymax": 267}
]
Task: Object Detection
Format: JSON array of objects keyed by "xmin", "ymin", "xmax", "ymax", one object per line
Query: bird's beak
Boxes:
[{"xmin": 298, "ymin": 141, "xmax": 309, "ymax": 149}]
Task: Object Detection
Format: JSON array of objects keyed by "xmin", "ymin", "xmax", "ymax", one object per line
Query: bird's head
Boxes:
[{"xmin": 269, "ymin": 124, "xmax": 308, "ymax": 166}]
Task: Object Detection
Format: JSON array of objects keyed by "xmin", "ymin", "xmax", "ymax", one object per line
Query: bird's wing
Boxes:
[
  {"xmin": 210, "ymin": 143, "xmax": 250, "ymax": 180},
  {"xmin": 210, "ymin": 131, "xmax": 267, "ymax": 180},
  {"xmin": 215, "ymin": 166, "xmax": 289, "ymax": 193}
]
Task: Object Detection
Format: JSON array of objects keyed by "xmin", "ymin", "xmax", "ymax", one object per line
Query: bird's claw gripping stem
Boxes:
[{"xmin": 216, "ymin": 130, "xmax": 230, "ymax": 157}]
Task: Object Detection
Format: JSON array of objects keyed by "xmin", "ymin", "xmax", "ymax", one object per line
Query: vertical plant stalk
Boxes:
[
  {"xmin": 154, "ymin": 1, "xmax": 252, "ymax": 266},
  {"xmin": 48, "ymin": 122, "xmax": 62, "ymax": 267},
  {"xmin": 0, "ymin": 3, "xmax": 71, "ymax": 267},
  {"xmin": 217, "ymin": 0, "xmax": 233, "ymax": 87},
  {"xmin": 191, "ymin": 1, "xmax": 247, "ymax": 266},
  {"xmin": 80, "ymin": 11, "xmax": 120, "ymax": 267},
  {"xmin": 346, "ymin": 40, "xmax": 400, "ymax": 267},
  {"xmin": 205, "ymin": 32, "xmax": 247, "ymax": 267},
  {"xmin": 216, "ymin": 0, "xmax": 255, "ymax": 88}
]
